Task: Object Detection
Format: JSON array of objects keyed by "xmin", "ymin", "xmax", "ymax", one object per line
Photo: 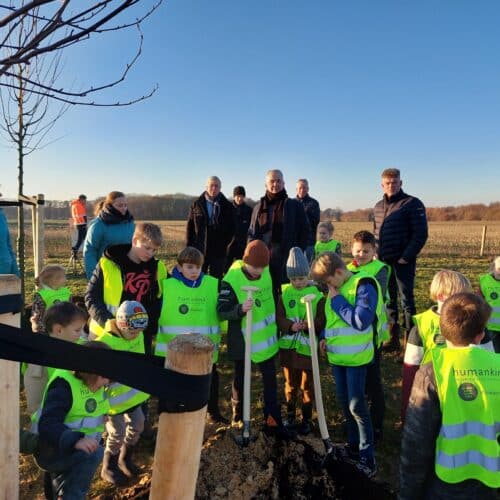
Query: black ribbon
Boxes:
[
  {"xmin": 0, "ymin": 323, "xmax": 211, "ymax": 413},
  {"xmin": 0, "ymin": 293, "xmax": 23, "ymax": 314}
]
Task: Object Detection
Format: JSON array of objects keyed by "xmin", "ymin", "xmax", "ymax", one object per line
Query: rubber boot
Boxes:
[
  {"xmin": 298, "ymin": 402, "xmax": 313, "ymax": 435},
  {"xmin": 382, "ymin": 323, "xmax": 401, "ymax": 352},
  {"xmin": 118, "ymin": 444, "xmax": 141, "ymax": 477},
  {"xmin": 207, "ymin": 364, "xmax": 229, "ymax": 425},
  {"xmin": 100, "ymin": 450, "xmax": 128, "ymax": 486},
  {"xmin": 284, "ymin": 402, "xmax": 296, "ymax": 429},
  {"xmin": 43, "ymin": 471, "xmax": 54, "ymax": 500}
]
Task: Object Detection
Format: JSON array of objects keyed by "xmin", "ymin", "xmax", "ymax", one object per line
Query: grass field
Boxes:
[{"xmin": 14, "ymin": 220, "xmax": 500, "ymax": 498}]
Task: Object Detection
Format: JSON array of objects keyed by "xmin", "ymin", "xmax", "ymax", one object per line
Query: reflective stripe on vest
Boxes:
[
  {"xmin": 38, "ymin": 287, "xmax": 72, "ymax": 308},
  {"xmin": 155, "ymin": 276, "xmax": 220, "ymax": 362},
  {"xmin": 223, "ymin": 261, "xmax": 279, "ymax": 363},
  {"xmin": 94, "ymin": 330, "xmax": 149, "ymax": 414},
  {"xmin": 432, "ymin": 346, "xmax": 500, "ymax": 488},
  {"xmin": 279, "ymin": 284, "xmax": 322, "ymax": 357},
  {"xmin": 89, "ymin": 257, "xmax": 166, "ymax": 337},
  {"xmin": 324, "ymin": 272, "xmax": 382, "ymax": 367},
  {"xmin": 413, "ymin": 308, "xmax": 445, "ymax": 364},
  {"xmin": 479, "ymin": 273, "xmax": 500, "ymax": 332}
]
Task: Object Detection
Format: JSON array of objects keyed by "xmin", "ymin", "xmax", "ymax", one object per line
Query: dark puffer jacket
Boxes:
[
  {"xmin": 186, "ymin": 192, "xmax": 235, "ymax": 257},
  {"xmin": 373, "ymin": 190, "xmax": 428, "ymax": 263}
]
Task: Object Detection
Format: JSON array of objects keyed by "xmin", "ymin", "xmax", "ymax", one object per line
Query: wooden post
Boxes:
[
  {"xmin": 480, "ymin": 225, "xmax": 487, "ymax": 257},
  {"xmin": 31, "ymin": 200, "xmax": 37, "ymax": 272},
  {"xmin": 0, "ymin": 275, "xmax": 20, "ymax": 499},
  {"xmin": 34, "ymin": 194, "xmax": 44, "ymax": 277},
  {"xmin": 150, "ymin": 334, "xmax": 214, "ymax": 500}
]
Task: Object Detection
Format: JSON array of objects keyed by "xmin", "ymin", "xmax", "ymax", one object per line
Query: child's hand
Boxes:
[
  {"xmin": 319, "ymin": 339, "xmax": 326, "ymax": 352},
  {"xmin": 74, "ymin": 436, "xmax": 98, "ymax": 454},
  {"xmin": 290, "ymin": 321, "xmax": 303, "ymax": 332},
  {"xmin": 242, "ymin": 298, "xmax": 254, "ymax": 313}
]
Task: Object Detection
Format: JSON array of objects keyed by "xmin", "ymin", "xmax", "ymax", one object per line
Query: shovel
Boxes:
[
  {"xmin": 235, "ymin": 285, "xmax": 259, "ymax": 447},
  {"xmin": 301, "ymin": 293, "xmax": 334, "ymax": 464}
]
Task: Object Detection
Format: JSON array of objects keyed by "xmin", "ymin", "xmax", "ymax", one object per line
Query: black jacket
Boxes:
[
  {"xmin": 248, "ymin": 196, "xmax": 310, "ymax": 256},
  {"xmin": 227, "ymin": 201, "xmax": 253, "ymax": 255},
  {"xmin": 373, "ymin": 190, "xmax": 428, "ymax": 263},
  {"xmin": 296, "ymin": 194, "xmax": 319, "ymax": 246},
  {"xmin": 186, "ymin": 192, "xmax": 235, "ymax": 257}
]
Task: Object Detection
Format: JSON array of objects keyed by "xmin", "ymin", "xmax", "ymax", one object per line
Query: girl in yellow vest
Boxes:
[
  {"xmin": 314, "ymin": 220, "xmax": 341, "ymax": 259},
  {"xmin": 400, "ymin": 293, "xmax": 499, "ymax": 499},
  {"xmin": 96, "ymin": 301, "xmax": 150, "ymax": 486},
  {"xmin": 478, "ymin": 255, "xmax": 500, "ymax": 353},
  {"xmin": 217, "ymin": 240, "xmax": 287, "ymax": 435},
  {"xmin": 277, "ymin": 247, "xmax": 325, "ymax": 435},
  {"xmin": 30, "ymin": 264, "xmax": 72, "ymax": 335},
  {"xmin": 32, "ymin": 341, "xmax": 111, "ymax": 500},
  {"xmin": 311, "ymin": 252, "xmax": 382, "ymax": 478},
  {"xmin": 401, "ymin": 270, "xmax": 494, "ymax": 421}
]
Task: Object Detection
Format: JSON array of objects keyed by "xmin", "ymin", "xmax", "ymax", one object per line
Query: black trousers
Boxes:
[
  {"xmin": 72, "ymin": 224, "xmax": 87, "ymax": 252},
  {"xmin": 386, "ymin": 259, "xmax": 417, "ymax": 332}
]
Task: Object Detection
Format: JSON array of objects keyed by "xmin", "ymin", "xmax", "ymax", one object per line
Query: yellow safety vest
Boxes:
[
  {"xmin": 479, "ymin": 273, "xmax": 500, "ymax": 332},
  {"xmin": 156, "ymin": 276, "xmax": 220, "ymax": 362},
  {"xmin": 314, "ymin": 239, "xmax": 340, "ymax": 258},
  {"xmin": 432, "ymin": 346, "xmax": 500, "ymax": 488},
  {"xmin": 324, "ymin": 272, "xmax": 382, "ymax": 366},
  {"xmin": 279, "ymin": 284, "xmax": 322, "ymax": 357},
  {"xmin": 89, "ymin": 257, "xmax": 166, "ymax": 337},
  {"xmin": 223, "ymin": 260, "xmax": 279, "ymax": 363},
  {"xmin": 38, "ymin": 287, "xmax": 72, "ymax": 308},
  {"xmin": 413, "ymin": 308, "xmax": 445, "ymax": 364}
]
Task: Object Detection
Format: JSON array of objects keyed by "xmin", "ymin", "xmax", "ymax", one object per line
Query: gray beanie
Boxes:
[{"xmin": 286, "ymin": 247, "xmax": 310, "ymax": 279}]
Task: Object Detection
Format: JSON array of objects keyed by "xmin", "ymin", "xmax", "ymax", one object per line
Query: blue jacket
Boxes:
[
  {"xmin": 0, "ymin": 208, "xmax": 19, "ymax": 276},
  {"xmin": 83, "ymin": 206, "xmax": 135, "ymax": 279}
]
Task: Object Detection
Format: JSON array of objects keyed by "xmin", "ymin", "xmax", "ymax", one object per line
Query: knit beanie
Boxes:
[
  {"xmin": 233, "ymin": 185, "xmax": 246, "ymax": 197},
  {"xmin": 243, "ymin": 240, "xmax": 270, "ymax": 268},
  {"xmin": 286, "ymin": 247, "xmax": 310, "ymax": 279},
  {"xmin": 116, "ymin": 300, "xmax": 149, "ymax": 333}
]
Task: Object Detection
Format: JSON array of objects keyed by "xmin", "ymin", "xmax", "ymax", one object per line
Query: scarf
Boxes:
[{"xmin": 99, "ymin": 204, "xmax": 134, "ymax": 225}]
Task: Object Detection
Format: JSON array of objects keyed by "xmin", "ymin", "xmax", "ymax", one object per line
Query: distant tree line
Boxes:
[{"xmin": 2, "ymin": 195, "xmax": 499, "ymax": 222}]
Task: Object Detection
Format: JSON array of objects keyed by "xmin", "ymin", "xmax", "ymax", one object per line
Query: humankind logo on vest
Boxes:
[
  {"xmin": 454, "ymin": 365, "xmax": 500, "ymax": 400},
  {"xmin": 177, "ymin": 294, "xmax": 207, "ymax": 314},
  {"xmin": 85, "ymin": 398, "xmax": 98, "ymax": 413},
  {"xmin": 432, "ymin": 333, "xmax": 446, "ymax": 347},
  {"xmin": 490, "ymin": 291, "xmax": 498, "ymax": 300}
]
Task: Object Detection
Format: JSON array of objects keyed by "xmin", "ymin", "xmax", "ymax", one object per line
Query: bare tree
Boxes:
[{"xmin": 0, "ymin": 0, "xmax": 162, "ymax": 105}]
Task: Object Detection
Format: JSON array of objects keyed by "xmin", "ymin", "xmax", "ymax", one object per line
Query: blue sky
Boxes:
[{"xmin": 1, "ymin": 1, "xmax": 500, "ymax": 210}]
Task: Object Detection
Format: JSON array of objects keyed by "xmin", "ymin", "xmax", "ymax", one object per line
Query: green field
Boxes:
[{"xmin": 15, "ymin": 220, "xmax": 500, "ymax": 498}]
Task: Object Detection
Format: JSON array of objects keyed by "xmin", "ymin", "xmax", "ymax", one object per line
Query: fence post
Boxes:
[
  {"xmin": 35, "ymin": 194, "xmax": 45, "ymax": 277},
  {"xmin": 0, "ymin": 275, "xmax": 20, "ymax": 499},
  {"xmin": 480, "ymin": 225, "xmax": 487, "ymax": 257},
  {"xmin": 150, "ymin": 334, "xmax": 213, "ymax": 500}
]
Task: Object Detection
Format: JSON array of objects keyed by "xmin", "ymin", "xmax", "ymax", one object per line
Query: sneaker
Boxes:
[
  {"xmin": 207, "ymin": 412, "xmax": 229, "ymax": 425},
  {"xmin": 356, "ymin": 456, "xmax": 377, "ymax": 478},
  {"xmin": 333, "ymin": 443, "xmax": 359, "ymax": 464}
]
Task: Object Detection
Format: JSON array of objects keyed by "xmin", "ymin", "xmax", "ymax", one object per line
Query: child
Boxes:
[
  {"xmin": 24, "ymin": 302, "xmax": 88, "ymax": 414},
  {"xmin": 85, "ymin": 222, "xmax": 165, "ymax": 355},
  {"xmin": 314, "ymin": 221, "xmax": 341, "ymax": 258},
  {"xmin": 277, "ymin": 247, "xmax": 325, "ymax": 434},
  {"xmin": 32, "ymin": 341, "xmax": 111, "ymax": 500},
  {"xmin": 478, "ymin": 255, "xmax": 500, "ymax": 353},
  {"xmin": 217, "ymin": 240, "xmax": 285, "ymax": 433},
  {"xmin": 30, "ymin": 264, "xmax": 72, "ymax": 335},
  {"xmin": 347, "ymin": 230, "xmax": 390, "ymax": 441},
  {"xmin": 399, "ymin": 293, "xmax": 499, "ymax": 500},
  {"xmin": 401, "ymin": 270, "xmax": 493, "ymax": 420},
  {"xmin": 95, "ymin": 300, "xmax": 149, "ymax": 486},
  {"xmin": 311, "ymin": 251, "xmax": 382, "ymax": 478},
  {"xmin": 155, "ymin": 246, "xmax": 225, "ymax": 424}
]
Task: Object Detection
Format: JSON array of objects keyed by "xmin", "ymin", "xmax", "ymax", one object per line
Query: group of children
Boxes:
[{"xmin": 23, "ymin": 219, "xmax": 500, "ymax": 498}]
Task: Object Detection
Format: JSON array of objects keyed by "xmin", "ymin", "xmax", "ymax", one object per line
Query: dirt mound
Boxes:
[{"xmin": 100, "ymin": 429, "xmax": 396, "ymax": 499}]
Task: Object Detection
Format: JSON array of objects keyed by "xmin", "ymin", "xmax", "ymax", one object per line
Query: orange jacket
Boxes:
[{"xmin": 71, "ymin": 199, "xmax": 87, "ymax": 225}]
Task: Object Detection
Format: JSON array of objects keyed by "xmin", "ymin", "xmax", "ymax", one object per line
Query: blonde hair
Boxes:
[
  {"xmin": 381, "ymin": 168, "xmax": 400, "ymax": 179},
  {"xmin": 134, "ymin": 222, "xmax": 163, "ymax": 247},
  {"xmin": 35, "ymin": 265, "xmax": 66, "ymax": 289},
  {"xmin": 310, "ymin": 251, "xmax": 346, "ymax": 281},
  {"xmin": 429, "ymin": 270, "xmax": 472, "ymax": 302},
  {"xmin": 177, "ymin": 246, "xmax": 204, "ymax": 266},
  {"xmin": 94, "ymin": 191, "xmax": 125, "ymax": 216},
  {"xmin": 317, "ymin": 221, "xmax": 334, "ymax": 238},
  {"xmin": 490, "ymin": 256, "xmax": 500, "ymax": 272}
]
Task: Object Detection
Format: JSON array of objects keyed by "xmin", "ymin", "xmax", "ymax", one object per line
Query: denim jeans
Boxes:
[
  {"xmin": 332, "ymin": 364, "xmax": 374, "ymax": 460},
  {"xmin": 41, "ymin": 446, "xmax": 104, "ymax": 500},
  {"xmin": 386, "ymin": 259, "xmax": 417, "ymax": 332}
]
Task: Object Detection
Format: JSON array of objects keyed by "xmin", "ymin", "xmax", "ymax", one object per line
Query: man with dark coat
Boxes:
[
  {"xmin": 373, "ymin": 168, "xmax": 428, "ymax": 351},
  {"xmin": 295, "ymin": 178, "xmax": 320, "ymax": 262},
  {"xmin": 225, "ymin": 185, "xmax": 253, "ymax": 271},
  {"xmin": 186, "ymin": 176, "xmax": 235, "ymax": 279},
  {"xmin": 248, "ymin": 169, "xmax": 310, "ymax": 298}
]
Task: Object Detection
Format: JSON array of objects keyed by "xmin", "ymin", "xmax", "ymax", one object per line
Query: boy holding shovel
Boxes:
[{"xmin": 217, "ymin": 240, "xmax": 285, "ymax": 435}]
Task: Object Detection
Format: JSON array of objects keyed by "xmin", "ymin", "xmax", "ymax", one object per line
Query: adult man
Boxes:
[
  {"xmin": 295, "ymin": 179, "xmax": 320, "ymax": 262},
  {"xmin": 248, "ymin": 169, "xmax": 310, "ymax": 297},
  {"xmin": 225, "ymin": 185, "xmax": 253, "ymax": 271},
  {"xmin": 186, "ymin": 176, "xmax": 235, "ymax": 279},
  {"xmin": 373, "ymin": 168, "xmax": 428, "ymax": 351},
  {"xmin": 70, "ymin": 194, "xmax": 87, "ymax": 256}
]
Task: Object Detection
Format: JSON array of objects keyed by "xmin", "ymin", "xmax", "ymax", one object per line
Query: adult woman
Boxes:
[{"xmin": 83, "ymin": 191, "xmax": 135, "ymax": 278}]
